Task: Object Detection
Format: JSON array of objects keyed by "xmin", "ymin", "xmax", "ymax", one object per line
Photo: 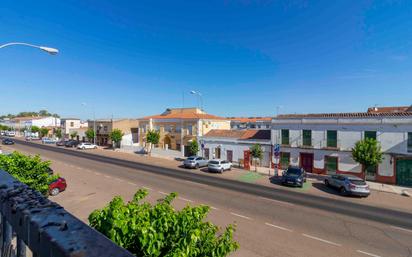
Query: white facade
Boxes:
[
  {"xmin": 271, "ymin": 114, "xmax": 412, "ymax": 184},
  {"xmin": 24, "ymin": 117, "xmax": 61, "ymax": 129},
  {"xmin": 61, "ymin": 119, "xmax": 81, "ymax": 135}
]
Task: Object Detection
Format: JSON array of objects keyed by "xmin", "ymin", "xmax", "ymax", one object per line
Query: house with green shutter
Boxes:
[{"xmin": 271, "ymin": 106, "xmax": 412, "ymax": 187}]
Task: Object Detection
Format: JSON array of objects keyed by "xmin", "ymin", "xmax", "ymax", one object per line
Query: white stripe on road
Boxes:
[
  {"xmin": 230, "ymin": 212, "xmax": 252, "ymax": 220},
  {"xmin": 210, "ymin": 206, "xmax": 219, "ymax": 210},
  {"xmin": 128, "ymin": 182, "xmax": 137, "ymax": 186},
  {"xmin": 356, "ymin": 250, "xmax": 382, "ymax": 257},
  {"xmin": 94, "ymin": 172, "xmax": 100, "ymax": 176},
  {"xmin": 184, "ymin": 180, "xmax": 206, "ymax": 187},
  {"xmin": 115, "ymin": 178, "xmax": 123, "ymax": 182},
  {"xmin": 259, "ymin": 197, "xmax": 295, "ymax": 206},
  {"xmin": 104, "ymin": 175, "xmax": 111, "ymax": 179},
  {"xmin": 142, "ymin": 186, "xmax": 152, "ymax": 190},
  {"xmin": 301, "ymin": 234, "xmax": 341, "ymax": 247},
  {"xmin": 158, "ymin": 191, "xmax": 168, "ymax": 195},
  {"xmin": 178, "ymin": 197, "xmax": 193, "ymax": 203},
  {"xmin": 265, "ymin": 222, "xmax": 293, "ymax": 232},
  {"xmin": 390, "ymin": 225, "xmax": 412, "ymax": 234}
]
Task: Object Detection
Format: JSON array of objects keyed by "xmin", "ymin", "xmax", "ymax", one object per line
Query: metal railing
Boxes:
[{"xmin": 0, "ymin": 169, "xmax": 135, "ymax": 257}]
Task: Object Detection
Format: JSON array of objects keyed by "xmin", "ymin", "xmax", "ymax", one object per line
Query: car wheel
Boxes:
[
  {"xmin": 82, "ymin": 147, "xmax": 86, "ymax": 150},
  {"xmin": 50, "ymin": 188, "xmax": 60, "ymax": 196},
  {"xmin": 94, "ymin": 146, "xmax": 97, "ymax": 149},
  {"xmin": 220, "ymin": 168, "xmax": 224, "ymax": 173},
  {"xmin": 340, "ymin": 187, "xmax": 347, "ymax": 195},
  {"xmin": 324, "ymin": 179, "xmax": 330, "ymax": 187},
  {"xmin": 195, "ymin": 164, "xmax": 199, "ymax": 169}
]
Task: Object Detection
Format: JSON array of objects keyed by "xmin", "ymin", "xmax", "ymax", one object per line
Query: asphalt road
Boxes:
[{"xmin": 5, "ymin": 140, "xmax": 412, "ymax": 257}]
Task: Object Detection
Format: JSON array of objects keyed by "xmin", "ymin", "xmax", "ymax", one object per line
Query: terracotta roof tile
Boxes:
[{"xmin": 367, "ymin": 106, "xmax": 411, "ymax": 113}]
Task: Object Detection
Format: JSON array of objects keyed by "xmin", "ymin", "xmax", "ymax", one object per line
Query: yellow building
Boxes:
[{"xmin": 138, "ymin": 107, "xmax": 230, "ymax": 156}]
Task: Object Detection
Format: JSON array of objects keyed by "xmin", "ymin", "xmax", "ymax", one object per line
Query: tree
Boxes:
[
  {"xmin": 188, "ymin": 139, "xmax": 199, "ymax": 156},
  {"xmin": 70, "ymin": 131, "xmax": 78, "ymax": 140},
  {"xmin": 40, "ymin": 127, "xmax": 49, "ymax": 138},
  {"xmin": 352, "ymin": 138, "xmax": 383, "ymax": 179},
  {"xmin": 109, "ymin": 129, "xmax": 124, "ymax": 149},
  {"xmin": 146, "ymin": 130, "xmax": 160, "ymax": 155},
  {"xmin": 0, "ymin": 151, "xmax": 58, "ymax": 196},
  {"xmin": 31, "ymin": 126, "xmax": 40, "ymax": 133},
  {"xmin": 85, "ymin": 128, "xmax": 95, "ymax": 142},
  {"xmin": 88, "ymin": 189, "xmax": 239, "ymax": 257},
  {"xmin": 55, "ymin": 128, "xmax": 62, "ymax": 139},
  {"xmin": 250, "ymin": 144, "xmax": 263, "ymax": 172}
]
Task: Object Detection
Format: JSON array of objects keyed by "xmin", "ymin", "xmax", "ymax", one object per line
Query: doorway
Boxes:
[{"xmin": 300, "ymin": 153, "xmax": 314, "ymax": 173}]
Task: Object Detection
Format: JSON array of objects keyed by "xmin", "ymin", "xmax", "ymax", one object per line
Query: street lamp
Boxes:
[
  {"xmin": 0, "ymin": 42, "xmax": 59, "ymax": 55},
  {"xmin": 190, "ymin": 90, "xmax": 204, "ymax": 157},
  {"xmin": 81, "ymin": 103, "xmax": 96, "ymax": 145}
]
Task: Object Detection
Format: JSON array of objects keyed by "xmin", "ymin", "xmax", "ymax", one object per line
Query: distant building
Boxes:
[
  {"xmin": 88, "ymin": 119, "xmax": 139, "ymax": 146},
  {"xmin": 61, "ymin": 118, "xmax": 88, "ymax": 136},
  {"xmin": 271, "ymin": 106, "xmax": 412, "ymax": 186},
  {"xmin": 138, "ymin": 107, "xmax": 231, "ymax": 156},
  {"xmin": 228, "ymin": 117, "xmax": 272, "ymax": 130},
  {"xmin": 3, "ymin": 116, "xmax": 60, "ymax": 131}
]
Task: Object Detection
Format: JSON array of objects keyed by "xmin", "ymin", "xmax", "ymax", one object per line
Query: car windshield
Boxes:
[
  {"xmin": 349, "ymin": 179, "xmax": 366, "ymax": 185},
  {"xmin": 187, "ymin": 157, "xmax": 195, "ymax": 160},
  {"xmin": 210, "ymin": 161, "xmax": 220, "ymax": 164},
  {"xmin": 286, "ymin": 168, "xmax": 301, "ymax": 175}
]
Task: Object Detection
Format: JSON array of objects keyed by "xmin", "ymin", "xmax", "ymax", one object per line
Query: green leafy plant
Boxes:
[
  {"xmin": 146, "ymin": 130, "xmax": 160, "ymax": 155},
  {"xmin": 85, "ymin": 128, "xmax": 95, "ymax": 142},
  {"xmin": 250, "ymin": 144, "xmax": 263, "ymax": 171},
  {"xmin": 0, "ymin": 151, "xmax": 58, "ymax": 195},
  {"xmin": 188, "ymin": 139, "xmax": 199, "ymax": 156},
  {"xmin": 70, "ymin": 131, "xmax": 78, "ymax": 140},
  {"xmin": 109, "ymin": 129, "xmax": 124, "ymax": 149},
  {"xmin": 89, "ymin": 189, "xmax": 239, "ymax": 257},
  {"xmin": 40, "ymin": 127, "xmax": 49, "ymax": 138},
  {"xmin": 352, "ymin": 138, "xmax": 383, "ymax": 176},
  {"xmin": 31, "ymin": 125, "xmax": 40, "ymax": 133},
  {"xmin": 55, "ymin": 128, "xmax": 62, "ymax": 139},
  {"xmin": 0, "ymin": 125, "xmax": 10, "ymax": 131}
]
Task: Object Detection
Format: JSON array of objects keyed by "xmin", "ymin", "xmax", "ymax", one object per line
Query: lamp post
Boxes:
[
  {"xmin": 81, "ymin": 103, "xmax": 96, "ymax": 144},
  {"xmin": 0, "ymin": 42, "xmax": 59, "ymax": 55},
  {"xmin": 190, "ymin": 90, "xmax": 204, "ymax": 157}
]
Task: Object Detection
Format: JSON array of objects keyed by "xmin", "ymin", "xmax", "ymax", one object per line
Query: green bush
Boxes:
[
  {"xmin": 0, "ymin": 152, "xmax": 58, "ymax": 195},
  {"xmin": 89, "ymin": 189, "xmax": 239, "ymax": 257}
]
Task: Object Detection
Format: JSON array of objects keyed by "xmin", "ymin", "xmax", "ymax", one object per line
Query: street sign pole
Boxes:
[{"xmin": 274, "ymin": 144, "xmax": 280, "ymax": 177}]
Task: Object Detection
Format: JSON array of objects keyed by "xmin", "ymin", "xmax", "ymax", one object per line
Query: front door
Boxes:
[
  {"xmin": 396, "ymin": 159, "xmax": 412, "ymax": 187},
  {"xmin": 300, "ymin": 153, "xmax": 314, "ymax": 173},
  {"xmin": 227, "ymin": 150, "xmax": 233, "ymax": 162},
  {"xmin": 204, "ymin": 148, "xmax": 210, "ymax": 160},
  {"xmin": 365, "ymin": 165, "xmax": 377, "ymax": 181},
  {"xmin": 244, "ymin": 150, "xmax": 251, "ymax": 170}
]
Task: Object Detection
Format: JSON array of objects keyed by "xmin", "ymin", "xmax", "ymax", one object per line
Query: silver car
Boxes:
[
  {"xmin": 183, "ymin": 156, "xmax": 209, "ymax": 169},
  {"xmin": 324, "ymin": 174, "xmax": 370, "ymax": 197},
  {"xmin": 208, "ymin": 159, "xmax": 232, "ymax": 173}
]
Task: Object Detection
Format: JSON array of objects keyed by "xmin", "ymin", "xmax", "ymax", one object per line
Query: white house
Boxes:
[
  {"xmin": 201, "ymin": 129, "xmax": 272, "ymax": 170},
  {"xmin": 24, "ymin": 116, "xmax": 60, "ymax": 128},
  {"xmin": 271, "ymin": 109, "xmax": 412, "ymax": 186},
  {"xmin": 228, "ymin": 117, "xmax": 272, "ymax": 130}
]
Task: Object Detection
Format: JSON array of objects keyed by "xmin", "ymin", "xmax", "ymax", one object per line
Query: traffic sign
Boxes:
[{"xmin": 274, "ymin": 144, "xmax": 280, "ymax": 153}]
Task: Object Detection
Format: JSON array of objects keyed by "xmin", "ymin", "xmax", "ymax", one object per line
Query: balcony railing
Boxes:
[{"xmin": 0, "ymin": 169, "xmax": 134, "ymax": 257}]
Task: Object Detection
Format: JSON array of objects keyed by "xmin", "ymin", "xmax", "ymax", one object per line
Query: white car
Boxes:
[
  {"xmin": 77, "ymin": 142, "xmax": 97, "ymax": 150},
  {"xmin": 208, "ymin": 159, "xmax": 232, "ymax": 173},
  {"xmin": 5, "ymin": 131, "xmax": 15, "ymax": 137}
]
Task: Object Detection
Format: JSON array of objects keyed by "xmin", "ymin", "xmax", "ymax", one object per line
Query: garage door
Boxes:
[{"xmin": 396, "ymin": 159, "xmax": 412, "ymax": 187}]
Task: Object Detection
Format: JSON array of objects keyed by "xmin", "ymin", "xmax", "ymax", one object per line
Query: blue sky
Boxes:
[{"xmin": 0, "ymin": 0, "xmax": 411, "ymax": 119}]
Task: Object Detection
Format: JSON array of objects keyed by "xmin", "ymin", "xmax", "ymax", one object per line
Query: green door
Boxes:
[{"xmin": 396, "ymin": 159, "xmax": 412, "ymax": 187}]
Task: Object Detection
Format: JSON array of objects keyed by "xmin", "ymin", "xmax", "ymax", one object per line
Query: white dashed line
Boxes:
[
  {"xmin": 301, "ymin": 234, "xmax": 341, "ymax": 247},
  {"xmin": 178, "ymin": 197, "xmax": 193, "ymax": 203},
  {"xmin": 210, "ymin": 206, "xmax": 219, "ymax": 210},
  {"xmin": 115, "ymin": 178, "xmax": 123, "ymax": 182},
  {"xmin": 259, "ymin": 197, "xmax": 295, "ymax": 206},
  {"xmin": 265, "ymin": 222, "xmax": 293, "ymax": 232},
  {"xmin": 356, "ymin": 250, "xmax": 382, "ymax": 257},
  {"xmin": 104, "ymin": 175, "xmax": 111, "ymax": 179},
  {"xmin": 94, "ymin": 172, "xmax": 100, "ymax": 176},
  {"xmin": 158, "ymin": 191, "xmax": 168, "ymax": 195},
  {"xmin": 184, "ymin": 180, "xmax": 206, "ymax": 186},
  {"xmin": 142, "ymin": 186, "xmax": 152, "ymax": 190},
  {"xmin": 230, "ymin": 212, "xmax": 252, "ymax": 220},
  {"xmin": 390, "ymin": 225, "xmax": 412, "ymax": 234},
  {"xmin": 128, "ymin": 182, "xmax": 137, "ymax": 186}
]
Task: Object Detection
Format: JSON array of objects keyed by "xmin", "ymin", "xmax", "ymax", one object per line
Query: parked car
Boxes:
[
  {"xmin": 324, "ymin": 174, "xmax": 370, "ymax": 197},
  {"xmin": 77, "ymin": 142, "xmax": 97, "ymax": 150},
  {"xmin": 5, "ymin": 131, "xmax": 16, "ymax": 137},
  {"xmin": 183, "ymin": 156, "xmax": 209, "ymax": 169},
  {"xmin": 281, "ymin": 166, "xmax": 306, "ymax": 187},
  {"xmin": 42, "ymin": 137, "xmax": 57, "ymax": 144},
  {"xmin": 2, "ymin": 138, "xmax": 15, "ymax": 145},
  {"xmin": 208, "ymin": 159, "xmax": 232, "ymax": 173},
  {"xmin": 49, "ymin": 177, "xmax": 67, "ymax": 196},
  {"xmin": 65, "ymin": 140, "xmax": 80, "ymax": 148},
  {"xmin": 56, "ymin": 140, "xmax": 67, "ymax": 146}
]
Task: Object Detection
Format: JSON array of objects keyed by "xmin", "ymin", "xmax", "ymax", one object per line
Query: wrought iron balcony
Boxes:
[{"xmin": 0, "ymin": 169, "xmax": 134, "ymax": 257}]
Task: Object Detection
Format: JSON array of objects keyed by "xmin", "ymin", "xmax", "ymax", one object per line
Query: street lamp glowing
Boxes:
[{"xmin": 0, "ymin": 42, "xmax": 59, "ymax": 55}]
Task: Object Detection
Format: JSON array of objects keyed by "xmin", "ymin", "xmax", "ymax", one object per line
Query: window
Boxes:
[
  {"xmin": 325, "ymin": 156, "xmax": 338, "ymax": 174},
  {"xmin": 266, "ymin": 125, "xmax": 270, "ymax": 129},
  {"xmin": 257, "ymin": 125, "xmax": 261, "ymax": 129},
  {"xmin": 280, "ymin": 152, "xmax": 290, "ymax": 169},
  {"xmin": 103, "ymin": 126, "xmax": 108, "ymax": 132},
  {"xmin": 327, "ymin": 130, "xmax": 337, "ymax": 148},
  {"xmin": 250, "ymin": 124, "xmax": 256, "ymax": 129},
  {"xmin": 408, "ymin": 132, "xmax": 412, "ymax": 153},
  {"xmin": 187, "ymin": 125, "xmax": 193, "ymax": 135},
  {"xmin": 281, "ymin": 129, "xmax": 289, "ymax": 145},
  {"xmin": 302, "ymin": 130, "xmax": 312, "ymax": 146},
  {"xmin": 70, "ymin": 122, "xmax": 74, "ymax": 127},
  {"xmin": 364, "ymin": 131, "xmax": 377, "ymax": 140}
]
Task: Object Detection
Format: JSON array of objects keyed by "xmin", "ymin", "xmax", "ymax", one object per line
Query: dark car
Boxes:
[
  {"xmin": 56, "ymin": 140, "xmax": 67, "ymax": 146},
  {"xmin": 2, "ymin": 138, "xmax": 14, "ymax": 145},
  {"xmin": 65, "ymin": 140, "xmax": 79, "ymax": 148},
  {"xmin": 49, "ymin": 177, "xmax": 67, "ymax": 196},
  {"xmin": 281, "ymin": 166, "xmax": 306, "ymax": 187}
]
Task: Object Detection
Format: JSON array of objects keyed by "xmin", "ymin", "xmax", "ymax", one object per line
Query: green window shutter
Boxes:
[
  {"xmin": 325, "ymin": 156, "xmax": 338, "ymax": 172},
  {"xmin": 408, "ymin": 132, "xmax": 412, "ymax": 153},
  {"xmin": 364, "ymin": 131, "xmax": 377, "ymax": 140},
  {"xmin": 280, "ymin": 152, "xmax": 290, "ymax": 169},
  {"xmin": 303, "ymin": 130, "xmax": 312, "ymax": 146},
  {"xmin": 281, "ymin": 129, "xmax": 289, "ymax": 145},
  {"xmin": 327, "ymin": 130, "xmax": 337, "ymax": 148}
]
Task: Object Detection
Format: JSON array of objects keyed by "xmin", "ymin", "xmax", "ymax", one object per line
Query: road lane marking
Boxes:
[
  {"xmin": 265, "ymin": 222, "xmax": 293, "ymax": 232},
  {"xmin": 210, "ymin": 206, "xmax": 219, "ymax": 210},
  {"xmin": 178, "ymin": 197, "xmax": 193, "ymax": 203},
  {"xmin": 104, "ymin": 175, "xmax": 111, "ymax": 179},
  {"xmin": 94, "ymin": 172, "xmax": 101, "ymax": 175},
  {"xmin": 230, "ymin": 212, "xmax": 252, "ymax": 220},
  {"xmin": 115, "ymin": 178, "xmax": 123, "ymax": 182},
  {"xmin": 142, "ymin": 186, "xmax": 152, "ymax": 190},
  {"xmin": 390, "ymin": 226, "xmax": 412, "ymax": 234},
  {"xmin": 158, "ymin": 191, "xmax": 168, "ymax": 195},
  {"xmin": 184, "ymin": 180, "xmax": 206, "ymax": 186},
  {"xmin": 356, "ymin": 250, "xmax": 382, "ymax": 257},
  {"xmin": 259, "ymin": 197, "xmax": 295, "ymax": 206},
  {"xmin": 301, "ymin": 234, "xmax": 341, "ymax": 247},
  {"xmin": 128, "ymin": 182, "xmax": 137, "ymax": 186}
]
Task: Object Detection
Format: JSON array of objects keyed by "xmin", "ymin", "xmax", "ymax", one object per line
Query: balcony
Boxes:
[{"xmin": 0, "ymin": 169, "xmax": 134, "ymax": 257}]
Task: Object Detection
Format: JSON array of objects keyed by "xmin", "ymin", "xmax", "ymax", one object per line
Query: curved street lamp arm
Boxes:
[{"xmin": 0, "ymin": 42, "xmax": 41, "ymax": 49}]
